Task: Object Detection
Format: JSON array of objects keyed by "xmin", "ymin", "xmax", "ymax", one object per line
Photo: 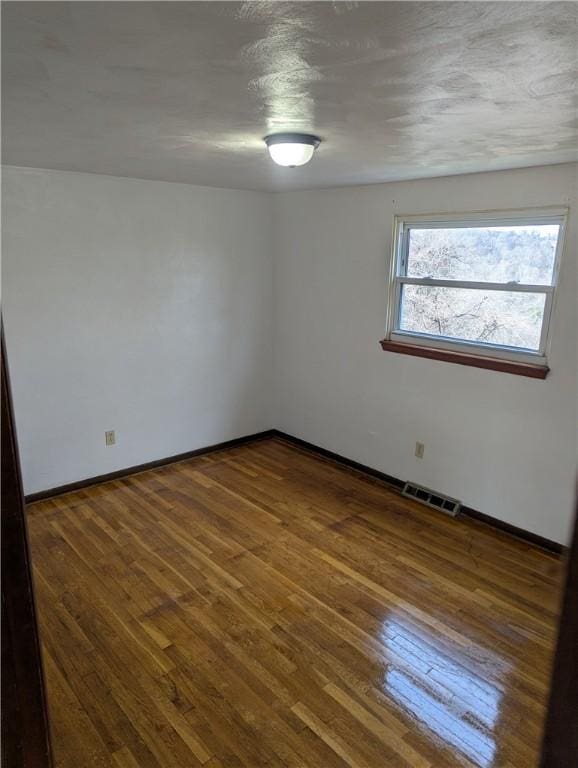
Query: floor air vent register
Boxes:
[{"xmin": 402, "ymin": 482, "xmax": 461, "ymax": 517}]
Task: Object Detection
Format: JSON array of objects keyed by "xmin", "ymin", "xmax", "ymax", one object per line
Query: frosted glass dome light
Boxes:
[{"xmin": 265, "ymin": 133, "xmax": 321, "ymax": 167}]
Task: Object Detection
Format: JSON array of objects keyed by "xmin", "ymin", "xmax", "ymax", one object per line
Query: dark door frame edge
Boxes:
[
  {"xmin": 2, "ymin": 323, "xmax": 53, "ymax": 767},
  {"xmin": 540, "ymin": 487, "xmax": 578, "ymax": 766}
]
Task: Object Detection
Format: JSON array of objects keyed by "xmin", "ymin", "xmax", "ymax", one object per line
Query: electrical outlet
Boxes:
[
  {"xmin": 415, "ymin": 441, "xmax": 425, "ymax": 459},
  {"xmin": 105, "ymin": 430, "xmax": 116, "ymax": 446}
]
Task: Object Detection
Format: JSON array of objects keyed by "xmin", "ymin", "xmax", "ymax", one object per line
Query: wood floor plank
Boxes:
[{"xmin": 27, "ymin": 438, "xmax": 563, "ymax": 767}]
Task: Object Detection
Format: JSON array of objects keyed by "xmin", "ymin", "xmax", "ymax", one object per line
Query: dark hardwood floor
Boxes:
[{"xmin": 27, "ymin": 438, "xmax": 564, "ymax": 767}]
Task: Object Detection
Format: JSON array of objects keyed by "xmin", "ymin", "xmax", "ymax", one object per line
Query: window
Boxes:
[{"xmin": 383, "ymin": 209, "xmax": 567, "ymax": 375}]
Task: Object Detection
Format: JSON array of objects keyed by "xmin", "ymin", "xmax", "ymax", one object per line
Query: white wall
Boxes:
[
  {"xmin": 2, "ymin": 167, "xmax": 273, "ymax": 494},
  {"xmin": 273, "ymin": 164, "xmax": 577, "ymax": 544},
  {"xmin": 3, "ymin": 163, "xmax": 576, "ymax": 544}
]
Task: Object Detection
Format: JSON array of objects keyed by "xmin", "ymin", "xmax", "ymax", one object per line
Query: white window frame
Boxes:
[{"xmin": 385, "ymin": 207, "xmax": 568, "ymax": 367}]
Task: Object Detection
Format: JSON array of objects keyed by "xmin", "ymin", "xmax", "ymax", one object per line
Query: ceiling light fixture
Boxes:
[{"xmin": 264, "ymin": 133, "xmax": 321, "ymax": 167}]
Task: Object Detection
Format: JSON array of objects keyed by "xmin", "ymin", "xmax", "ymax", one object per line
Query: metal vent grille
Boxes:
[{"xmin": 401, "ymin": 482, "xmax": 461, "ymax": 517}]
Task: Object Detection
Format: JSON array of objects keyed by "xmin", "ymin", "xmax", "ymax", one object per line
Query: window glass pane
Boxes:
[
  {"xmin": 406, "ymin": 225, "xmax": 560, "ymax": 285},
  {"xmin": 399, "ymin": 285, "xmax": 546, "ymax": 351}
]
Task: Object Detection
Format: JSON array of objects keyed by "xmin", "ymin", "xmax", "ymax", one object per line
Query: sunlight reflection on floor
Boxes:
[{"xmin": 381, "ymin": 617, "xmax": 508, "ymax": 767}]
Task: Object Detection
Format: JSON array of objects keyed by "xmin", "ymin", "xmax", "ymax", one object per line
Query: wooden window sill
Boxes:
[{"xmin": 379, "ymin": 340, "xmax": 549, "ymax": 379}]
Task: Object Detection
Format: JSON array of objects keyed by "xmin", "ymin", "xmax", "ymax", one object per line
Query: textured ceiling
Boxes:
[{"xmin": 2, "ymin": 1, "xmax": 577, "ymax": 191}]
